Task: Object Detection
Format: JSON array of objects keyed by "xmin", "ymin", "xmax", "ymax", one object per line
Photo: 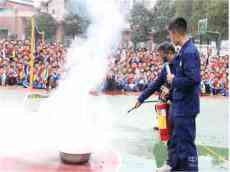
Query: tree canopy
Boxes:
[
  {"xmin": 25, "ymin": 12, "xmax": 58, "ymax": 41},
  {"xmin": 64, "ymin": 12, "xmax": 90, "ymax": 38},
  {"xmin": 129, "ymin": 3, "xmax": 153, "ymax": 44},
  {"xmin": 129, "ymin": 0, "xmax": 228, "ymax": 44}
]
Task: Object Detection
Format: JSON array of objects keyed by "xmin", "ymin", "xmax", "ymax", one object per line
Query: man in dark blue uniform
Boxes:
[
  {"xmin": 135, "ymin": 18, "xmax": 201, "ymax": 172},
  {"xmin": 166, "ymin": 17, "xmax": 200, "ymax": 172}
]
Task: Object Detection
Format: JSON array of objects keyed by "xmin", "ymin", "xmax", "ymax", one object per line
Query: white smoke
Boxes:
[
  {"xmin": 0, "ymin": 0, "xmax": 124, "ymax": 157},
  {"xmin": 41, "ymin": 0, "xmax": 125, "ymax": 153}
]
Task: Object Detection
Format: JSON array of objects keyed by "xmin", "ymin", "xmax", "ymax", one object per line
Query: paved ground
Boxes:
[{"xmin": 0, "ymin": 88, "xmax": 228, "ymax": 172}]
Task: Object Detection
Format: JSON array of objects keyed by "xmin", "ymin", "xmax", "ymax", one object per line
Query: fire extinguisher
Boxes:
[
  {"xmin": 127, "ymin": 99, "xmax": 171, "ymax": 142},
  {"xmin": 155, "ymin": 102, "xmax": 170, "ymax": 142}
]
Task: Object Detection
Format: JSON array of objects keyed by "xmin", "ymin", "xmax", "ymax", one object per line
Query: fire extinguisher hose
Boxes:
[{"xmin": 127, "ymin": 100, "xmax": 160, "ymax": 113}]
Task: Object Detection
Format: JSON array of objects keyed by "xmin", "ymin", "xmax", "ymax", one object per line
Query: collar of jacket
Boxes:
[{"xmin": 179, "ymin": 39, "xmax": 192, "ymax": 55}]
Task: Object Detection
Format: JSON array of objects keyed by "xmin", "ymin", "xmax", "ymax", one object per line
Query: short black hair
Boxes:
[
  {"xmin": 168, "ymin": 17, "xmax": 187, "ymax": 34},
  {"xmin": 168, "ymin": 45, "xmax": 176, "ymax": 54},
  {"xmin": 157, "ymin": 42, "xmax": 175, "ymax": 54}
]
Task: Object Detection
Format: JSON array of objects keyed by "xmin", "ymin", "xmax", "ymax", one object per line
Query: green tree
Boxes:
[
  {"xmin": 25, "ymin": 12, "xmax": 58, "ymax": 41},
  {"xmin": 175, "ymin": 0, "xmax": 193, "ymax": 33},
  {"xmin": 150, "ymin": 0, "xmax": 176, "ymax": 42},
  {"xmin": 129, "ymin": 3, "xmax": 153, "ymax": 44},
  {"xmin": 64, "ymin": 12, "xmax": 90, "ymax": 38},
  {"xmin": 176, "ymin": 0, "xmax": 228, "ymax": 40},
  {"xmin": 151, "ymin": 0, "xmax": 176, "ymax": 31},
  {"xmin": 206, "ymin": 0, "xmax": 228, "ymax": 40}
]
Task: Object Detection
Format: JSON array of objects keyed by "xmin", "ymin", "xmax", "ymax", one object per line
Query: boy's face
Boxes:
[{"xmin": 167, "ymin": 50, "xmax": 175, "ymax": 63}]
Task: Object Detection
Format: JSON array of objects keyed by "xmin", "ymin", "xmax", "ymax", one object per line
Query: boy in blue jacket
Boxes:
[{"xmin": 135, "ymin": 42, "xmax": 175, "ymax": 108}]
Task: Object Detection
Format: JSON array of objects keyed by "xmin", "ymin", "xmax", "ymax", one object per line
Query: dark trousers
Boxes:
[{"xmin": 167, "ymin": 112, "xmax": 198, "ymax": 172}]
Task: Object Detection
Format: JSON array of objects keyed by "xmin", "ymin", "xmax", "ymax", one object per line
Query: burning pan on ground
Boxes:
[{"xmin": 59, "ymin": 151, "xmax": 91, "ymax": 164}]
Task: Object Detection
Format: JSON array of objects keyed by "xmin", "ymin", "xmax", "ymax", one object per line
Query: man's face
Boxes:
[{"xmin": 169, "ymin": 31, "xmax": 179, "ymax": 46}]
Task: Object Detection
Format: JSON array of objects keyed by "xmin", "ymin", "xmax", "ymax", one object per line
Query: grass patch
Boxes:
[{"xmin": 153, "ymin": 142, "xmax": 229, "ymax": 168}]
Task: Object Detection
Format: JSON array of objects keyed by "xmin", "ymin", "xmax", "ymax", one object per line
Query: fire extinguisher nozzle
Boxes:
[{"xmin": 127, "ymin": 107, "xmax": 136, "ymax": 114}]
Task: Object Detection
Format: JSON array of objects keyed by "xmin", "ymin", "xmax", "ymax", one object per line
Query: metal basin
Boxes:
[{"xmin": 59, "ymin": 151, "xmax": 91, "ymax": 164}]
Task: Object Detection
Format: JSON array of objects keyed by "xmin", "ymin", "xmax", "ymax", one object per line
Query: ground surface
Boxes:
[{"xmin": 0, "ymin": 87, "xmax": 228, "ymax": 172}]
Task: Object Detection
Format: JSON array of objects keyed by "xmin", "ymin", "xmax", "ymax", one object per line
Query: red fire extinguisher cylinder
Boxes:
[{"xmin": 155, "ymin": 103, "xmax": 170, "ymax": 142}]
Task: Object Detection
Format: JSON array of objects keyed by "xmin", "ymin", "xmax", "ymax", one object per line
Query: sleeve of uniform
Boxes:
[
  {"xmin": 138, "ymin": 68, "xmax": 166, "ymax": 103},
  {"xmin": 172, "ymin": 51, "xmax": 201, "ymax": 89}
]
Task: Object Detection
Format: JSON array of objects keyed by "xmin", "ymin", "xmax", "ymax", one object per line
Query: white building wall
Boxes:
[{"xmin": 47, "ymin": 0, "xmax": 65, "ymax": 21}]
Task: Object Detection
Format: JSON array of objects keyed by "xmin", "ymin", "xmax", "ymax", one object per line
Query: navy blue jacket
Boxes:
[
  {"xmin": 171, "ymin": 39, "xmax": 201, "ymax": 116},
  {"xmin": 138, "ymin": 64, "xmax": 172, "ymax": 103}
]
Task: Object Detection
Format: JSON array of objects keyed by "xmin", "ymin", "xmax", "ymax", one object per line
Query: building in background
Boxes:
[
  {"xmin": 119, "ymin": 24, "xmax": 134, "ymax": 49},
  {"xmin": 40, "ymin": 0, "xmax": 67, "ymax": 21},
  {"xmin": 118, "ymin": 0, "xmax": 156, "ymax": 50},
  {"xmin": 0, "ymin": 0, "xmax": 35, "ymax": 39},
  {"xmin": 40, "ymin": 0, "xmax": 70, "ymax": 42}
]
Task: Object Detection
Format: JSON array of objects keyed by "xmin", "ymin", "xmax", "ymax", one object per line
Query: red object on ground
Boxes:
[{"xmin": 0, "ymin": 151, "xmax": 120, "ymax": 172}]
